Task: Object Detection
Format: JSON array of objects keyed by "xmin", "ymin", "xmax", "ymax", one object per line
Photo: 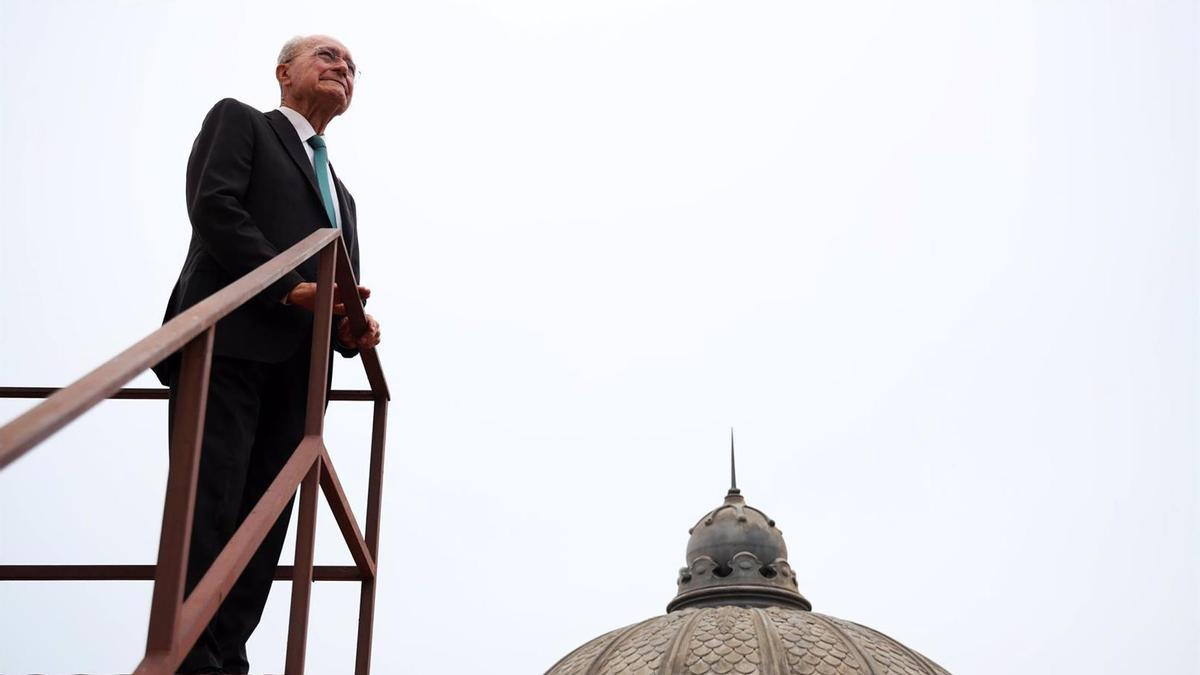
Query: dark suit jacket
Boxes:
[{"xmin": 153, "ymin": 98, "xmax": 361, "ymax": 385}]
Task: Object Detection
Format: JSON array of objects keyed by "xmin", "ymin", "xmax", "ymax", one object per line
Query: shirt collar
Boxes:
[{"xmin": 277, "ymin": 105, "xmax": 320, "ymax": 144}]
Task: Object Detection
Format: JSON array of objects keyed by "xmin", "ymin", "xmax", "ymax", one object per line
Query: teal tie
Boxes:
[{"xmin": 306, "ymin": 135, "xmax": 338, "ymax": 228}]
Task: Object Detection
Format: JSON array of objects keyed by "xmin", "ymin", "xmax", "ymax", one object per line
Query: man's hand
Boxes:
[
  {"xmin": 337, "ymin": 314, "xmax": 382, "ymax": 349},
  {"xmin": 287, "ymin": 282, "xmax": 371, "ymax": 314}
]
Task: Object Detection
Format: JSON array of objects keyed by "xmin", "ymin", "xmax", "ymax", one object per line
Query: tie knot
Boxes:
[{"xmin": 307, "ymin": 135, "xmax": 327, "ymax": 150}]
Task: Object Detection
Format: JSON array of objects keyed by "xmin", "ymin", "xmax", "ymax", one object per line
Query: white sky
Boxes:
[{"xmin": 0, "ymin": 1, "xmax": 1196, "ymax": 673}]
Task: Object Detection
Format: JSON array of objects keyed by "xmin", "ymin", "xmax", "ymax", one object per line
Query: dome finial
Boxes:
[
  {"xmin": 729, "ymin": 428, "xmax": 739, "ymax": 495},
  {"xmin": 668, "ymin": 432, "xmax": 810, "ymax": 612}
]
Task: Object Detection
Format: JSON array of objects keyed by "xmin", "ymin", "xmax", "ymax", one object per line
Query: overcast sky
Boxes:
[{"xmin": 1, "ymin": 1, "xmax": 1197, "ymax": 673}]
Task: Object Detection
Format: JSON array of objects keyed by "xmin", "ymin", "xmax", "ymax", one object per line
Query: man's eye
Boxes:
[{"xmin": 316, "ymin": 49, "xmax": 336, "ymax": 61}]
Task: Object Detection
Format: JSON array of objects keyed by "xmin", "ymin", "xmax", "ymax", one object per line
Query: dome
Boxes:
[
  {"xmin": 546, "ymin": 605, "xmax": 950, "ymax": 675},
  {"xmin": 546, "ymin": 439, "xmax": 951, "ymax": 675}
]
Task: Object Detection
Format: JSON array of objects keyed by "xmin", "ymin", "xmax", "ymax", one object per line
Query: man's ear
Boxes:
[{"xmin": 275, "ymin": 63, "xmax": 290, "ymax": 88}]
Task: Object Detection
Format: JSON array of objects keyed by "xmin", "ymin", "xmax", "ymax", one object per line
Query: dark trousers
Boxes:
[{"xmin": 168, "ymin": 342, "xmax": 324, "ymax": 674}]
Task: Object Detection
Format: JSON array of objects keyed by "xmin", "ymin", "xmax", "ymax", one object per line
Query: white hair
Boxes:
[{"xmin": 277, "ymin": 36, "xmax": 311, "ymax": 65}]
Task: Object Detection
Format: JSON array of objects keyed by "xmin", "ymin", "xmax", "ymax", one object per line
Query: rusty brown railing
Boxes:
[{"xmin": 0, "ymin": 229, "xmax": 389, "ymax": 675}]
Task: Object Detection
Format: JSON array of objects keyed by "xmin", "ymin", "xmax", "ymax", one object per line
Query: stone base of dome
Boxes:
[{"xmin": 666, "ymin": 584, "xmax": 812, "ymax": 612}]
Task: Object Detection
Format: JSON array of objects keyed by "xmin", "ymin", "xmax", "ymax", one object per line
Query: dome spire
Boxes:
[{"xmin": 729, "ymin": 427, "xmax": 739, "ymax": 495}]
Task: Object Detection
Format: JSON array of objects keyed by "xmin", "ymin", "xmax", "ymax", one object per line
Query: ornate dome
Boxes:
[
  {"xmin": 547, "ymin": 605, "xmax": 949, "ymax": 675},
  {"xmin": 546, "ymin": 440, "xmax": 951, "ymax": 675}
]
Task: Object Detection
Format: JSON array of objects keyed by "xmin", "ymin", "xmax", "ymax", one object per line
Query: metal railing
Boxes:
[{"xmin": 0, "ymin": 229, "xmax": 389, "ymax": 675}]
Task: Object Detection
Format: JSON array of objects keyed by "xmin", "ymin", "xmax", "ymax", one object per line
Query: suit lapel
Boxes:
[{"xmin": 265, "ymin": 109, "xmax": 323, "ymax": 201}]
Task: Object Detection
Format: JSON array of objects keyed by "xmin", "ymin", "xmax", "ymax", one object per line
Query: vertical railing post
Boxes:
[
  {"xmin": 303, "ymin": 240, "xmax": 337, "ymax": 438},
  {"xmin": 285, "ymin": 458, "xmax": 322, "ymax": 674},
  {"xmin": 355, "ymin": 398, "xmax": 388, "ymax": 675},
  {"xmin": 285, "ymin": 238, "xmax": 337, "ymax": 673},
  {"xmin": 144, "ymin": 327, "xmax": 214, "ymax": 659}
]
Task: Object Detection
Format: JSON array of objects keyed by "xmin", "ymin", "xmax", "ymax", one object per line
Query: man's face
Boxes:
[{"xmin": 279, "ymin": 37, "xmax": 356, "ymax": 113}]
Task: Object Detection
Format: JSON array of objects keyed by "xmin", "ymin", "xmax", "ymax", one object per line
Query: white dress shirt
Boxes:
[{"xmin": 277, "ymin": 105, "xmax": 342, "ymax": 229}]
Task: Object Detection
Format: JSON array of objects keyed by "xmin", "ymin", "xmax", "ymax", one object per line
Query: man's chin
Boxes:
[
  {"xmin": 317, "ymin": 91, "xmax": 350, "ymax": 114},
  {"xmin": 320, "ymin": 80, "xmax": 349, "ymax": 95}
]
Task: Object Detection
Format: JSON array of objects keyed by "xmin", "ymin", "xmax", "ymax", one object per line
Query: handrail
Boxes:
[
  {"xmin": 0, "ymin": 565, "xmax": 367, "ymax": 581},
  {"xmin": 0, "ymin": 228, "xmax": 341, "ymax": 470},
  {"xmin": 0, "ymin": 230, "xmax": 389, "ymax": 675},
  {"xmin": 0, "ymin": 387, "xmax": 377, "ymax": 401}
]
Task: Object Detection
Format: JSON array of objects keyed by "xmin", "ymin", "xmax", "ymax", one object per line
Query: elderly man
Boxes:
[{"xmin": 153, "ymin": 35, "xmax": 381, "ymax": 675}]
